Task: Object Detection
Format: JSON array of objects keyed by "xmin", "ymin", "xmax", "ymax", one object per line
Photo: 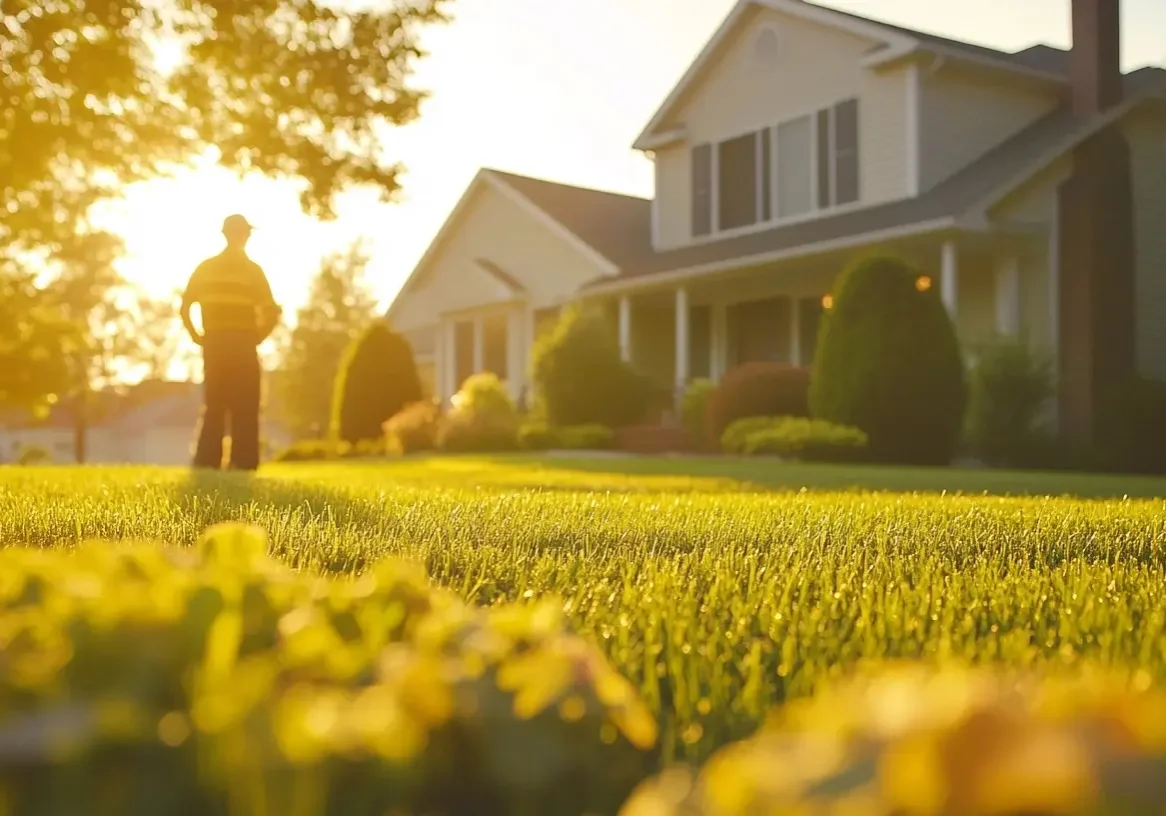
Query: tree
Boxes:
[
  {"xmin": 2, "ymin": 0, "xmax": 452, "ymax": 255},
  {"xmin": 128, "ymin": 290, "xmax": 188, "ymax": 382},
  {"xmin": 810, "ymin": 254, "xmax": 967, "ymax": 466},
  {"xmin": 0, "ymin": 261, "xmax": 76, "ymax": 411},
  {"xmin": 2, "ymin": 0, "xmax": 450, "ymax": 411},
  {"xmin": 274, "ymin": 242, "xmax": 379, "ymax": 438},
  {"xmin": 46, "ymin": 230, "xmax": 142, "ymax": 462},
  {"xmin": 332, "ymin": 322, "xmax": 423, "ymax": 445}
]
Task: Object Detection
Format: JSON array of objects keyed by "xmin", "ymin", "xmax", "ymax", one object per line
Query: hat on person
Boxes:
[{"xmin": 222, "ymin": 214, "xmax": 254, "ymax": 233}]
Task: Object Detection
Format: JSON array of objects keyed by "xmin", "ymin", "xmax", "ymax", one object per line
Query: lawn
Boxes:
[{"xmin": 2, "ymin": 454, "xmax": 1165, "ymax": 766}]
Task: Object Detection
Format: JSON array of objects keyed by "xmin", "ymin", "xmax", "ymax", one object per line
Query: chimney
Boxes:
[
  {"xmin": 1070, "ymin": 0, "xmax": 1123, "ymax": 117},
  {"xmin": 1057, "ymin": 0, "xmax": 1137, "ymax": 446}
]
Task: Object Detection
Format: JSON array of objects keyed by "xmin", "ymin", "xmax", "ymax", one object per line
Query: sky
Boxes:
[{"xmin": 94, "ymin": 0, "xmax": 1165, "ymax": 318}]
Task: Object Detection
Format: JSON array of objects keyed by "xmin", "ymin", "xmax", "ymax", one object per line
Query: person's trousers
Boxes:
[{"xmin": 193, "ymin": 332, "xmax": 262, "ymax": 470}]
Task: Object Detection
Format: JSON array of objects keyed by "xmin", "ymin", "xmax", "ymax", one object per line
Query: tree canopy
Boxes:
[
  {"xmin": 2, "ymin": 0, "xmax": 452, "ymax": 253},
  {"xmin": 2, "ymin": 0, "xmax": 450, "ymax": 410},
  {"xmin": 273, "ymin": 241, "xmax": 379, "ymax": 438}
]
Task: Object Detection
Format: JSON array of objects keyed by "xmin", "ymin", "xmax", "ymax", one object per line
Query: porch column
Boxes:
[
  {"xmin": 471, "ymin": 315, "xmax": 484, "ymax": 374},
  {"xmin": 940, "ymin": 240, "xmax": 959, "ymax": 318},
  {"xmin": 618, "ymin": 295, "xmax": 632, "ymax": 362},
  {"xmin": 675, "ymin": 287, "xmax": 689, "ymax": 398},
  {"xmin": 994, "ymin": 256, "xmax": 1021, "ymax": 337}
]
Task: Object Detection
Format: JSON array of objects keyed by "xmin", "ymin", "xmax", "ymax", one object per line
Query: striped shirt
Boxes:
[{"xmin": 182, "ymin": 250, "xmax": 277, "ymax": 337}]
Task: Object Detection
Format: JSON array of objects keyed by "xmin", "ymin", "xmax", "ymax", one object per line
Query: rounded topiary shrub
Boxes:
[
  {"xmin": 530, "ymin": 305, "xmax": 653, "ymax": 428},
  {"xmin": 705, "ymin": 362, "xmax": 810, "ymax": 453},
  {"xmin": 810, "ymin": 254, "xmax": 966, "ymax": 465},
  {"xmin": 332, "ymin": 321, "xmax": 424, "ymax": 445},
  {"xmin": 437, "ymin": 372, "xmax": 519, "ymax": 453}
]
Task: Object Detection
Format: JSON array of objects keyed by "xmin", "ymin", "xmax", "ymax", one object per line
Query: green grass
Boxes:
[{"xmin": 2, "ymin": 455, "xmax": 1165, "ymax": 763}]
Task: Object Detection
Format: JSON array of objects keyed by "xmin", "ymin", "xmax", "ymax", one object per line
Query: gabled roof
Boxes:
[
  {"xmin": 486, "ymin": 171, "xmax": 654, "ymax": 269},
  {"xmin": 634, "ymin": 0, "xmax": 1077, "ymax": 150},
  {"xmin": 387, "ymin": 169, "xmax": 635, "ymax": 320}
]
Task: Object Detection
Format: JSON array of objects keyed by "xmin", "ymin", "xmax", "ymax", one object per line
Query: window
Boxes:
[
  {"xmin": 753, "ymin": 26, "xmax": 781, "ymax": 63},
  {"xmin": 777, "ymin": 116, "xmax": 813, "ymax": 217},
  {"xmin": 691, "ymin": 143, "xmax": 713, "ymax": 237},
  {"xmin": 454, "ymin": 320, "xmax": 474, "ymax": 389},
  {"xmin": 717, "ymin": 133, "xmax": 758, "ymax": 230},
  {"xmin": 688, "ymin": 304, "xmax": 711, "ymax": 379},
  {"xmin": 534, "ymin": 306, "xmax": 560, "ymax": 338},
  {"xmin": 727, "ymin": 297, "xmax": 791, "ymax": 364},
  {"xmin": 797, "ymin": 296, "xmax": 824, "ymax": 365},
  {"xmin": 482, "ymin": 314, "xmax": 508, "ymax": 379},
  {"xmin": 688, "ymin": 96, "xmax": 860, "ymax": 238}
]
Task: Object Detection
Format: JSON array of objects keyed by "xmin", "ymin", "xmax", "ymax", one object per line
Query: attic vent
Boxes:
[{"xmin": 753, "ymin": 26, "xmax": 781, "ymax": 62}]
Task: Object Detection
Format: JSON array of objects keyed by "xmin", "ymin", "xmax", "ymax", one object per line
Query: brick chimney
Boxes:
[
  {"xmin": 1056, "ymin": 0, "xmax": 1137, "ymax": 445},
  {"xmin": 1070, "ymin": 0, "xmax": 1124, "ymax": 117}
]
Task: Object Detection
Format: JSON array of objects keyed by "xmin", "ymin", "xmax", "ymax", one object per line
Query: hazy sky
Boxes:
[{"xmin": 95, "ymin": 0, "xmax": 1165, "ymax": 315}]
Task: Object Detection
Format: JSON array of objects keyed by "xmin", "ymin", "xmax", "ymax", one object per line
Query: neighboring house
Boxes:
[
  {"xmin": 0, "ymin": 380, "xmax": 294, "ymax": 465},
  {"xmin": 387, "ymin": 0, "xmax": 1166, "ymax": 443}
]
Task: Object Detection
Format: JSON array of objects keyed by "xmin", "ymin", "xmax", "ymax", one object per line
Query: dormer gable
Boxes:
[{"xmin": 634, "ymin": 0, "xmax": 918, "ymax": 152}]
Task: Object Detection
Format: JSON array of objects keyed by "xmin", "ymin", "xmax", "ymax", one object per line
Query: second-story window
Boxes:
[{"xmin": 690, "ymin": 96, "xmax": 860, "ymax": 238}]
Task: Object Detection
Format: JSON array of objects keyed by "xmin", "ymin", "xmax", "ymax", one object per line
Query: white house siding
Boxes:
[
  {"xmin": 918, "ymin": 65, "xmax": 1058, "ymax": 191},
  {"xmin": 1126, "ymin": 108, "xmax": 1166, "ymax": 381},
  {"xmin": 653, "ymin": 145, "xmax": 691, "ymax": 250},
  {"xmin": 390, "ymin": 179, "xmax": 614, "ymax": 399},
  {"xmin": 652, "ymin": 6, "xmax": 910, "ymax": 249}
]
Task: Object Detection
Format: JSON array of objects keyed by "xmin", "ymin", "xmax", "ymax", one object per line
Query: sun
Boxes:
[{"xmin": 89, "ymin": 158, "xmax": 365, "ymax": 317}]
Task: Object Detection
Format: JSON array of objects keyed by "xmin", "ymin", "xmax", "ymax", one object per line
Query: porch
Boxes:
[
  {"xmin": 592, "ymin": 229, "xmax": 1056, "ymax": 408},
  {"xmin": 431, "ymin": 303, "xmax": 560, "ymax": 406}
]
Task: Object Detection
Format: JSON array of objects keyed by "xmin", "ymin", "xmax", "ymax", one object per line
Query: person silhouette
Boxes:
[{"xmin": 180, "ymin": 214, "xmax": 282, "ymax": 470}]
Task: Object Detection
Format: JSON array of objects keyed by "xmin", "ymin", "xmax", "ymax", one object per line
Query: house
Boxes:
[
  {"xmin": 387, "ymin": 0, "xmax": 1166, "ymax": 445},
  {"xmin": 0, "ymin": 380, "xmax": 294, "ymax": 465}
]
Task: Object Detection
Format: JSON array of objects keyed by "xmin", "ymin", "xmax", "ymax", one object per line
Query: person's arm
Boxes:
[
  {"xmin": 180, "ymin": 265, "xmax": 205, "ymax": 346},
  {"xmin": 254, "ymin": 264, "xmax": 282, "ymax": 343}
]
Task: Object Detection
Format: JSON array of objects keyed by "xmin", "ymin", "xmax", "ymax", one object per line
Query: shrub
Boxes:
[
  {"xmin": 272, "ymin": 438, "xmax": 350, "ymax": 462},
  {"xmin": 0, "ymin": 523, "xmax": 657, "ymax": 815},
  {"xmin": 810, "ymin": 254, "xmax": 967, "ymax": 466},
  {"xmin": 518, "ymin": 422, "xmax": 615, "ymax": 452},
  {"xmin": 530, "ymin": 305, "xmax": 654, "ymax": 428},
  {"xmin": 558, "ymin": 424, "xmax": 615, "ymax": 450},
  {"xmin": 740, "ymin": 417, "xmax": 869, "ymax": 462},
  {"xmin": 384, "ymin": 400, "xmax": 441, "ymax": 454},
  {"xmin": 621, "ymin": 665, "xmax": 1166, "ymax": 814},
  {"xmin": 332, "ymin": 321, "xmax": 424, "ymax": 445},
  {"xmin": 680, "ymin": 378, "xmax": 716, "ymax": 449},
  {"xmin": 720, "ymin": 415, "xmax": 784, "ymax": 455},
  {"xmin": 965, "ymin": 339, "xmax": 1056, "ymax": 467},
  {"xmin": 705, "ymin": 363, "xmax": 810, "ymax": 452},
  {"xmin": 1097, "ymin": 376, "xmax": 1166, "ymax": 475},
  {"xmin": 14, "ymin": 443, "xmax": 51, "ymax": 465},
  {"xmin": 518, "ymin": 420, "xmax": 559, "ymax": 451},
  {"xmin": 437, "ymin": 373, "xmax": 519, "ymax": 453},
  {"xmin": 517, "ymin": 419, "xmax": 557, "ymax": 452}
]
